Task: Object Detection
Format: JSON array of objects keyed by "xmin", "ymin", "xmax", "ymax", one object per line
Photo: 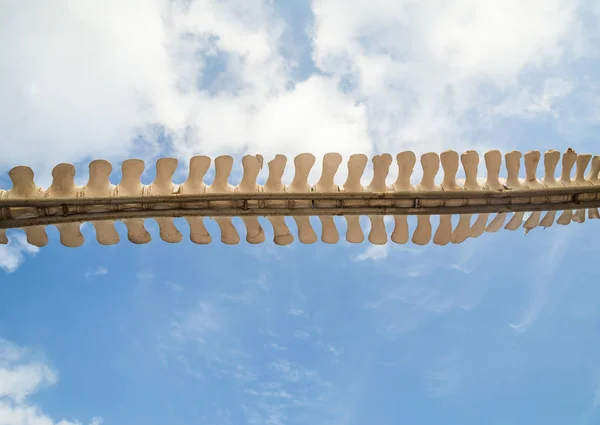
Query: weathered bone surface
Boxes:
[{"xmin": 1, "ymin": 149, "xmax": 599, "ymax": 247}]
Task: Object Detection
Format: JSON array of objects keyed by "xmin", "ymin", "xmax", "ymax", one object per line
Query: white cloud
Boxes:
[
  {"xmin": 0, "ymin": 339, "xmax": 101, "ymax": 425},
  {"xmin": 0, "ymin": 0, "xmax": 370, "ymax": 180},
  {"xmin": 311, "ymin": 0, "xmax": 588, "ymax": 152},
  {"xmin": 84, "ymin": 267, "xmax": 108, "ymax": 279},
  {"xmin": 354, "ymin": 244, "xmax": 388, "ymax": 261},
  {"xmin": 2, "ymin": 0, "xmax": 595, "ymax": 185},
  {"xmin": 0, "ymin": 233, "xmax": 39, "ymax": 274},
  {"xmin": 493, "ymin": 78, "xmax": 574, "ymax": 119}
]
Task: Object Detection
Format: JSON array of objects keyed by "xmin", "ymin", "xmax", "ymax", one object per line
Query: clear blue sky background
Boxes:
[{"xmin": 1, "ymin": 1, "xmax": 600, "ymax": 425}]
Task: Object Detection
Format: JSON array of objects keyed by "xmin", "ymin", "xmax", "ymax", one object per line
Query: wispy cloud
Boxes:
[
  {"xmin": 509, "ymin": 228, "xmax": 570, "ymax": 333},
  {"xmin": 325, "ymin": 344, "xmax": 340, "ymax": 358},
  {"xmin": 136, "ymin": 271, "xmax": 154, "ymax": 281},
  {"xmin": 269, "ymin": 343, "xmax": 287, "ymax": 352},
  {"xmin": 287, "ymin": 307, "xmax": 305, "ymax": 317},
  {"xmin": 167, "ymin": 281, "xmax": 184, "ymax": 292},
  {"xmin": 84, "ymin": 266, "xmax": 108, "ymax": 279},
  {"xmin": 426, "ymin": 354, "xmax": 461, "ymax": 398},
  {"xmin": 170, "ymin": 302, "xmax": 221, "ymax": 342}
]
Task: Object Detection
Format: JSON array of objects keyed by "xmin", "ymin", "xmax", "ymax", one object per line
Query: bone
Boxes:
[
  {"xmin": 150, "ymin": 159, "xmax": 180, "ymax": 242},
  {"xmin": 210, "ymin": 155, "xmax": 234, "ymax": 193},
  {"xmin": 152, "ymin": 158, "xmax": 178, "ymax": 195},
  {"xmin": 186, "ymin": 217, "xmax": 212, "ymax": 244},
  {"xmin": 268, "ymin": 216, "xmax": 294, "ymax": 245},
  {"xmin": 452, "ymin": 214, "xmax": 471, "ymax": 243},
  {"xmin": 314, "ymin": 155, "xmax": 342, "ymax": 244},
  {"xmin": 524, "ymin": 150, "xmax": 542, "ymax": 188},
  {"xmin": 156, "ymin": 218, "xmax": 182, "ymax": 243},
  {"xmin": 181, "ymin": 156, "xmax": 210, "ymax": 194},
  {"xmin": 343, "ymin": 154, "xmax": 368, "ymax": 191},
  {"xmin": 296, "ymin": 217, "xmax": 317, "ymax": 244},
  {"xmin": 412, "ymin": 215, "xmax": 432, "ymax": 245},
  {"xmin": 486, "ymin": 213, "xmax": 506, "ymax": 233},
  {"xmin": 321, "ymin": 216, "xmax": 340, "ymax": 244},
  {"xmin": 484, "ymin": 150, "xmax": 503, "ymax": 190},
  {"xmin": 56, "ymin": 223, "xmax": 84, "ymax": 247},
  {"xmin": 209, "ymin": 156, "xmax": 235, "ymax": 241},
  {"xmin": 238, "ymin": 155, "xmax": 264, "ymax": 193},
  {"xmin": 238, "ymin": 155, "xmax": 265, "ymax": 244},
  {"xmin": 557, "ymin": 210, "xmax": 573, "ymax": 225},
  {"xmin": 368, "ymin": 155, "xmax": 392, "ymax": 245},
  {"xmin": 469, "ymin": 214, "xmax": 488, "ymax": 238},
  {"xmin": 345, "ymin": 216, "xmax": 364, "ymax": 243},
  {"xmin": 214, "ymin": 217, "xmax": 240, "ymax": 244},
  {"xmin": 264, "ymin": 156, "xmax": 290, "ymax": 244},
  {"xmin": 543, "ymin": 150, "xmax": 560, "ymax": 187},
  {"xmin": 242, "ymin": 217, "xmax": 265, "ymax": 244},
  {"xmin": 182, "ymin": 157, "xmax": 211, "ymax": 244},
  {"xmin": 461, "ymin": 151, "xmax": 481, "ymax": 190},
  {"xmin": 49, "ymin": 163, "xmax": 77, "ymax": 197},
  {"xmin": 87, "ymin": 160, "xmax": 113, "ymax": 196},
  {"xmin": 93, "ymin": 221, "xmax": 119, "ymax": 245},
  {"xmin": 505, "ymin": 151, "xmax": 522, "ymax": 189},
  {"xmin": 572, "ymin": 209, "xmax": 586, "ymax": 223},
  {"xmin": 523, "ymin": 211, "xmax": 541, "ymax": 233},
  {"xmin": 394, "ymin": 151, "xmax": 416, "ymax": 191},
  {"xmin": 287, "ymin": 154, "xmax": 315, "ymax": 243},
  {"xmin": 118, "ymin": 159, "xmax": 145, "ymax": 196},
  {"xmin": 343, "ymin": 154, "xmax": 368, "ymax": 241},
  {"xmin": 433, "ymin": 215, "xmax": 452, "ymax": 245},
  {"xmin": 289, "ymin": 154, "xmax": 315, "ymax": 239},
  {"xmin": 440, "ymin": 150, "xmax": 460, "ymax": 190},
  {"xmin": 504, "ymin": 212, "xmax": 524, "ymax": 231},
  {"xmin": 265, "ymin": 155, "xmax": 287, "ymax": 192},
  {"xmin": 575, "ymin": 154, "xmax": 592, "ymax": 185},
  {"xmin": 25, "ymin": 226, "xmax": 48, "ymax": 247},
  {"xmin": 49, "ymin": 164, "xmax": 83, "ymax": 247},
  {"xmin": 123, "ymin": 219, "xmax": 151, "ymax": 244},
  {"xmin": 316, "ymin": 153, "xmax": 342, "ymax": 192},
  {"xmin": 8, "ymin": 166, "xmax": 38, "ymax": 198},
  {"xmin": 419, "ymin": 153, "xmax": 440, "ymax": 190},
  {"xmin": 391, "ymin": 215, "xmax": 409, "ymax": 244},
  {"xmin": 392, "ymin": 152, "xmax": 416, "ymax": 244},
  {"xmin": 540, "ymin": 211, "xmax": 556, "ymax": 228},
  {"xmin": 560, "ymin": 148, "xmax": 577, "ymax": 186},
  {"xmin": 587, "ymin": 156, "xmax": 600, "ymax": 183},
  {"xmin": 368, "ymin": 216, "xmax": 388, "ymax": 245},
  {"xmin": 289, "ymin": 153, "xmax": 315, "ymax": 193},
  {"xmin": 368, "ymin": 154, "xmax": 392, "ymax": 192}
]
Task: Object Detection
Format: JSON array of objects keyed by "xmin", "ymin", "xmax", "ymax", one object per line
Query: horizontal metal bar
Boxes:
[
  {"xmin": 0, "ymin": 185, "xmax": 598, "ymax": 208},
  {"xmin": 1, "ymin": 199, "xmax": 599, "ymax": 230}
]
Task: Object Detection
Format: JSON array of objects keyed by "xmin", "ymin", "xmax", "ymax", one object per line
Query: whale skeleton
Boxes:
[{"xmin": 0, "ymin": 148, "xmax": 599, "ymax": 247}]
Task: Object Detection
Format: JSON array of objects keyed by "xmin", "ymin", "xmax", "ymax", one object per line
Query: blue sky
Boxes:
[{"xmin": 2, "ymin": 1, "xmax": 600, "ymax": 425}]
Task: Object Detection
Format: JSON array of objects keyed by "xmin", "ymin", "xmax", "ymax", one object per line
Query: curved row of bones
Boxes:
[
  {"xmin": 1, "ymin": 148, "xmax": 599, "ymax": 247},
  {"xmin": 0, "ymin": 208, "xmax": 598, "ymax": 247}
]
